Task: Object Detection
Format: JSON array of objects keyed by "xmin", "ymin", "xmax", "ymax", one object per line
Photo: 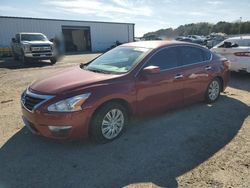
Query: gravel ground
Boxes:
[{"xmin": 0, "ymin": 55, "xmax": 249, "ymax": 188}]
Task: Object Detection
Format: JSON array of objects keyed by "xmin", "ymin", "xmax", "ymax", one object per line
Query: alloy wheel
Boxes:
[
  {"xmin": 208, "ymin": 80, "xmax": 220, "ymax": 101},
  {"xmin": 101, "ymin": 109, "xmax": 124, "ymax": 139}
]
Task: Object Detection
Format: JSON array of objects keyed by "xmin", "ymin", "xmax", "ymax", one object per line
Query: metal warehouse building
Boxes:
[{"xmin": 0, "ymin": 16, "xmax": 134, "ymax": 52}]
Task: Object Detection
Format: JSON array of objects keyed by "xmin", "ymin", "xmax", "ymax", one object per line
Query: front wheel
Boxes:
[
  {"xmin": 50, "ymin": 58, "xmax": 57, "ymax": 65},
  {"xmin": 205, "ymin": 78, "xmax": 221, "ymax": 103},
  {"xmin": 90, "ymin": 102, "xmax": 128, "ymax": 143},
  {"xmin": 21, "ymin": 52, "xmax": 28, "ymax": 65}
]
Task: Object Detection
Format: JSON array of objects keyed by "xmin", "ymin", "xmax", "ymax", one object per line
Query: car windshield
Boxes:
[
  {"xmin": 85, "ymin": 47, "xmax": 152, "ymax": 74},
  {"xmin": 21, "ymin": 34, "xmax": 47, "ymax": 41}
]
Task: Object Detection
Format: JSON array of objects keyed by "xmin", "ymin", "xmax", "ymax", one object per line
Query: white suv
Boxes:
[{"xmin": 211, "ymin": 36, "xmax": 250, "ymax": 73}]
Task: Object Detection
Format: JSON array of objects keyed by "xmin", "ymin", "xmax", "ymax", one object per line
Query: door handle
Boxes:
[
  {"xmin": 174, "ymin": 74, "xmax": 184, "ymax": 79},
  {"xmin": 205, "ymin": 66, "xmax": 212, "ymax": 71}
]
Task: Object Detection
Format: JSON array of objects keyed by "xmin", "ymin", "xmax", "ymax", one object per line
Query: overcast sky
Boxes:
[{"xmin": 1, "ymin": 0, "xmax": 250, "ymax": 36}]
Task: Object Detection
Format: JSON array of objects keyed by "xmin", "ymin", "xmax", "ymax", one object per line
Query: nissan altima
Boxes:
[{"xmin": 21, "ymin": 41, "xmax": 230, "ymax": 143}]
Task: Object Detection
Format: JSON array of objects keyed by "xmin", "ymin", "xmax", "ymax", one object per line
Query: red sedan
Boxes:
[{"xmin": 21, "ymin": 41, "xmax": 230, "ymax": 143}]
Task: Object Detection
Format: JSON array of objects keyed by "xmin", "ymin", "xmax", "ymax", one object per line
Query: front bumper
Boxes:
[
  {"xmin": 24, "ymin": 52, "xmax": 55, "ymax": 60},
  {"xmin": 21, "ymin": 106, "xmax": 93, "ymax": 140}
]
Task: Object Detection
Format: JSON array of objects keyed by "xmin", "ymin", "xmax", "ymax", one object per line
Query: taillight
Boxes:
[{"xmin": 234, "ymin": 52, "xmax": 250, "ymax": 57}]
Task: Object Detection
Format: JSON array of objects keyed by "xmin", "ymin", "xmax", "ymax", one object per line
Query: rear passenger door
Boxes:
[{"xmin": 179, "ymin": 46, "xmax": 213, "ymax": 104}]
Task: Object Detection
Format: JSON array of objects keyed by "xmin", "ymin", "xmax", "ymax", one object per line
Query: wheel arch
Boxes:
[
  {"xmin": 215, "ymin": 76, "xmax": 224, "ymax": 92},
  {"xmin": 88, "ymin": 98, "xmax": 132, "ymax": 139},
  {"xmin": 92, "ymin": 98, "xmax": 132, "ymax": 117}
]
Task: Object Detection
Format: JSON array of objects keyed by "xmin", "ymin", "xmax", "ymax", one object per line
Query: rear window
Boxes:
[{"xmin": 236, "ymin": 39, "xmax": 250, "ymax": 46}]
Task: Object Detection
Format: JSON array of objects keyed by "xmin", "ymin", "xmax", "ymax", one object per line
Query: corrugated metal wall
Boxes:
[{"xmin": 0, "ymin": 17, "xmax": 134, "ymax": 52}]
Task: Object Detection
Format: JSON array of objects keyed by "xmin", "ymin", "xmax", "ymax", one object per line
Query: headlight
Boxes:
[
  {"xmin": 47, "ymin": 93, "xmax": 91, "ymax": 112},
  {"xmin": 23, "ymin": 45, "xmax": 30, "ymax": 53}
]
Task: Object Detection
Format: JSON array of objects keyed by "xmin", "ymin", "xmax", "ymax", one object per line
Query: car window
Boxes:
[
  {"xmin": 180, "ymin": 46, "xmax": 204, "ymax": 65},
  {"xmin": 21, "ymin": 34, "xmax": 47, "ymax": 41},
  {"xmin": 146, "ymin": 47, "xmax": 180, "ymax": 70},
  {"xmin": 216, "ymin": 38, "xmax": 250, "ymax": 48},
  {"xmin": 86, "ymin": 47, "xmax": 152, "ymax": 74},
  {"xmin": 203, "ymin": 50, "xmax": 212, "ymax": 61},
  {"xmin": 237, "ymin": 39, "xmax": 250, "ymax": 47}
]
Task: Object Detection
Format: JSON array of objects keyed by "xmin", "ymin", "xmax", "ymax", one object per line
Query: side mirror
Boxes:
[
  {"xmin": 143, "ymin": 66, "xmax": 161, "ymax": 74},
  {"xmin": 12, "ymin": 38, "xmax": 16, "ymax": 43}
]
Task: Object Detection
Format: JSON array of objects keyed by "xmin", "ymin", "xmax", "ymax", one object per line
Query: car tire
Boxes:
[
  {"xmin": 90, "ymin": 102, "xmax": 128, "ymax": 143},
  {"xmin": 205, "ymin": 78, "xmax": 221, "ymax": 103},
  {"xmin": 21, "ymin": 52, "xmax": 28, "ymax": 65},
  {"xmin": 50, "ymin": 58, "xmax": 57, "ymax": 65}
]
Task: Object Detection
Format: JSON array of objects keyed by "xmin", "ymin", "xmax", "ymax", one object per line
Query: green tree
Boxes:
[{"xmin": 142, "ymin": 21, "xmax": 250, "ymax": 38}]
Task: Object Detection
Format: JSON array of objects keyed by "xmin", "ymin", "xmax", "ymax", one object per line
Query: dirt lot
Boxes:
[{"xmin": 0, "ymin": 55, "xmax": 249, "ymax": 188}]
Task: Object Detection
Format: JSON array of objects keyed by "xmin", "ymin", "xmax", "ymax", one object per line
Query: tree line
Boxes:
[{"xmin": 143, "ymin": 21, "xmax": 250, "ymax": 38}]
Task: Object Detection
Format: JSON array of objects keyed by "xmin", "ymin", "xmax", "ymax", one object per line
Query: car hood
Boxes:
[
  {"xmin": 21, "ymin": 40, "xmax": 53, "ymax": 45},
  {"xmin": 30, "ymin": 66, "xmax": 120, "ymax": 95}
]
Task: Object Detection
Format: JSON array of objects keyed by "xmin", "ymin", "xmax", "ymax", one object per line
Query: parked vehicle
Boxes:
[
  {"xmin": 21, "ymin": 41, "xmax": 230, "ymax": 143},
  {"xmin": 188, "ymin": 35, "xmax": 205, "ymax": 41},
  {"xmin": 175, "ymin": 36, "xmax": 193, "ymax": 43},
  {"xmin": 143, "ymin": 34, "xmax": 163, "ymax": 41},
  {"xmin": 211, "ymin": 36, "xmax": 250, "ymax": 73},
  {"xmin": 11, "ymin": 32, "xmax": 57, "ymax": 64},
  {"xmin": 206, "ymin": 33, "xmax": 226, "ymax": 49},
  {"xmin": 175, "ymin": 35, "xmax": 206, "ymax": 45}
]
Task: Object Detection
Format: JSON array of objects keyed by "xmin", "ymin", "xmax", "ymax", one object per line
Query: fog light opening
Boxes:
[{"xmin": 48, "ymin": 125, "xmax": 72, "ymax": 137}]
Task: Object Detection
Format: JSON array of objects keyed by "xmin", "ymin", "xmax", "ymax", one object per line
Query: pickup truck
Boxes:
[{"xmin": 11, "ymin": 32, "xmax": 57, "ymax": 64}]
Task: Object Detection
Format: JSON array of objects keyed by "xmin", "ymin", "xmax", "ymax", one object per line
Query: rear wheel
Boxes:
[
  {"xmin": 90, "ymin": 102, "xmax": 128, "ymax": 143},
  {"xmin": 205, "ymin": 78, "xmax": 221, "ymax": 103}
]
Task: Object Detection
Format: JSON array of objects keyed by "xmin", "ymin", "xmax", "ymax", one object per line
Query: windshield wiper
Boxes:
[
  {"xmin": 80, "ymin": 64, "xmax": 121, "ymax": 75},
  {"xmin": 84, "ymin": 67, "xmax": 112, "ymax": 74},
  {"xmin": 88, "ymin": 68, "xmax": 104, "ymax": 73}
]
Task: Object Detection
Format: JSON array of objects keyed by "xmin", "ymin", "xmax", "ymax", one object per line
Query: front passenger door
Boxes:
[{"xmin": 135, "ymin": 46, "xmax": 184, "ymax": 114}]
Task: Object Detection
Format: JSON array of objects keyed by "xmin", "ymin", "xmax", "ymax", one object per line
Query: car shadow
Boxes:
[
  {"xmin": 229, "ymin": 72, "xmax": 250, "ymax": 92},
  {"xmin": 0, "ymin": 58, "xmax": 54, "ymax": 70},
  {"xmin": 0, "ymin": 95, "xmax": 249, "ymax": 188}
]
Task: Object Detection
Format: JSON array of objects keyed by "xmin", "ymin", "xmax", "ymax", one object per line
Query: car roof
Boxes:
[
  {"xmin": 19, "ymin": 32, "xmax": 44, "ymax": 35},
  {"xmin": 121, "ymin": 40, "xmax": 199, "ymax": 49},
  {"xmin": 226, "ymin": 36, "xmax": 250, "ymax": 40}
]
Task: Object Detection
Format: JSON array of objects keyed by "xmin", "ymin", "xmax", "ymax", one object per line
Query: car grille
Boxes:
[
  {"xmin": 32, "ymin": 53, "xmax": 52, "ymax": 57},
  {"xmin": 22, "ymin": 95, "xmax": 45, "ymax": 111},
  {"xmin": 21, "ymin": 90, "xmax": 54, "ymax": 112},
  {"xmin": 31, "ymin": 45, "xmax": 52, "ymax": 53}
]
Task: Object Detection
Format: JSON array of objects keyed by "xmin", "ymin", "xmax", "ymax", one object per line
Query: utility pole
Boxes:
[{"xmin": 239, "ymin": 17, "xmax": 242, "ymax": 36}]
